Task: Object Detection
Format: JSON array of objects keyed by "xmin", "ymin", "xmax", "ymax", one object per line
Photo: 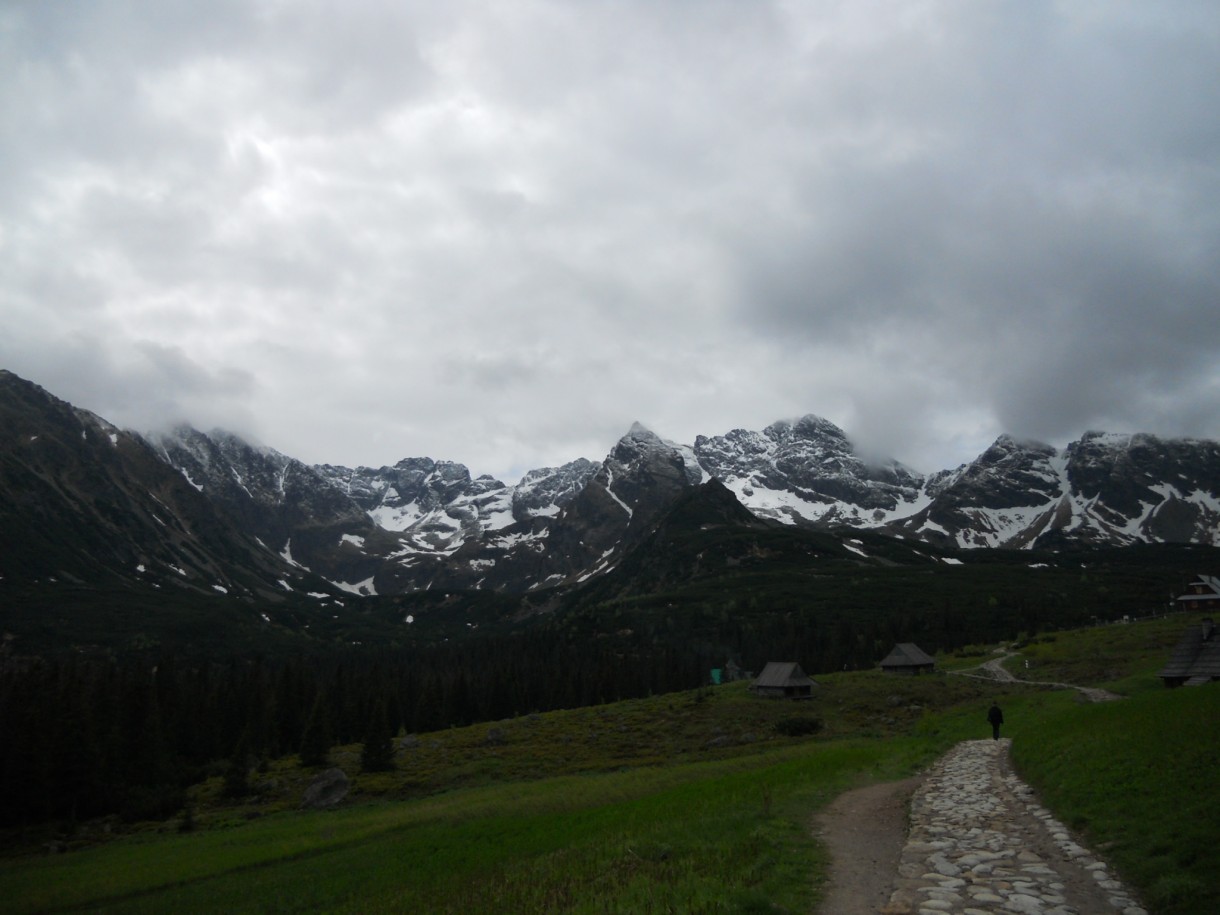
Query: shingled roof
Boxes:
[
  {"xmin": 753, "ymin": 661, "xmax": 815, "ymax": 690},
  {"xmin": 879, "ymin": 643, "xmax": 936, "ymax": 669}
]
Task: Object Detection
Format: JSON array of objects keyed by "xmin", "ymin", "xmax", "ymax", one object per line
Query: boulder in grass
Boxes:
[{"xmin": 300, "ymin": 768, "xmax": 349, "ymax": 810}]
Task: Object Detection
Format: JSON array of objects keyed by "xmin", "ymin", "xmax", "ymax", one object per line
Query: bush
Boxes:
[
  {"xmin": 120, "ymin": 785, "xmax": 185, "ymax": 823},
  {"xmin": 222, "ymin": 759, "xmax": 250, "ymax": 798},
  {"xmin": 360, "ymin": 700, "xmax": 395, "ymax": 773},
  {"xmin": 773, "ymin": 717, "xmax": 823, "ymax": 737}
]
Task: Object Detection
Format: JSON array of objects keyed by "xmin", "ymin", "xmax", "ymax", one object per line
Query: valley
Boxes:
[
  {"xmin": 1, "ymin": 614, "xmax": 1215, "ymax": 914},
  {"xmin": 2, "ymin": 369, "xmax": 1219, "ymax": 912}
]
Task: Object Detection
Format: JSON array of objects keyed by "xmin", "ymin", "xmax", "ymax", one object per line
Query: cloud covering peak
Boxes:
[{"xmin": 2, "ymin": 0, "xmax": 1218, "ymax": 480}]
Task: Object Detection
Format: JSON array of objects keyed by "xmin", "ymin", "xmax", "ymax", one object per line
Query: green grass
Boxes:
[
  {"xmin": 165, "ymin": 671, "xmax": 1009, "ymax": 823},
  {"xmin": 0, "ymin": 739, "xmax": 947, "ymax": 914},
  {"xmin": 1007, "ymin": 613, "xmax": 1192, "ymax": 693},
  {"xmin": 2, "ymin": 614, "xmax": 1217, "ymax": 914},
  {"xmin": 1010, "ymin": 685, "xmax": 1220, "ymax": 915}
]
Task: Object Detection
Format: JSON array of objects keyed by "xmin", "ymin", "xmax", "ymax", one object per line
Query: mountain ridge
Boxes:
[{"xmin": 2, "ymin": 369, "xmax": 1218, "ymax": 600}]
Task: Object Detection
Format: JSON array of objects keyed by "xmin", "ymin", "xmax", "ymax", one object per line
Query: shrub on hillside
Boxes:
[
  {"xmin": 120, "ymin": 785, "xmax": 185, "ymax": 823},
  {"xmin": 360, "ymin": 700, "xmax": 395, "ymax": 773},
  {"xmin": 773, "ymin": 716, "xmax": 823, "ymax": 737}
]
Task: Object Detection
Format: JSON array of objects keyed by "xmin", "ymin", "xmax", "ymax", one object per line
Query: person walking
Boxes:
[{"xmin": 987, "ymin": 701, "xmax": 1004, "ymax": 739}]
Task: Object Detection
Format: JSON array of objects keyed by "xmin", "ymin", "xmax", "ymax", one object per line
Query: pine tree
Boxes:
[
  {"xmin": 359, "ymin": 699, "xmax": 394, "ymax": 773},
  {"xmin": 299, "ymin": 694, "xmax": 332, "ymax": 768},
  {"xmin": 222, "ymin": 729, "xmax": 252, "ymax": 798}
]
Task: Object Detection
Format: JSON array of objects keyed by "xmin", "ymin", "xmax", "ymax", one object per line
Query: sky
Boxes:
[{"xmin": 2, "ymin": 1, "xmax": 1219, "ymax": 483}]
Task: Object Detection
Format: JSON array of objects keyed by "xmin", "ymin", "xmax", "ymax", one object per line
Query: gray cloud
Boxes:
[{"xmin": 2, "ymin": 1, "xmax": 1218, "ymax": 480}]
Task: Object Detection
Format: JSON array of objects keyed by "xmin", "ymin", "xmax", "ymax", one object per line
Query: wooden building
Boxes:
[
  {"xmin": 750, "ymin": 661, "xmax": 816, "ymax": 699},
  {"xmin": 1174, "ymin": 575, "xmax": 1220, "ymax": 613},
  {"xmin": 879, "ymin": 642, "xmax": 936, "ymax": 675},
  {"xmin": 1159, "ymin": 617, "xmax": 1220, "ymax": 687}
]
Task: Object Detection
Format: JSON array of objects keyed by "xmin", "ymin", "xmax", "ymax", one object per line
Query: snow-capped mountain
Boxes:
[
  {"xmin": 694, "ymin": 415, "xmax": 928, "ymax": 527},
  {"xmin": 313, "ymin": 455, "xmax": 598, "ymax": 554},
  {"xmin": 3, "ymin": 368, "xmax": 1219, "ymax": 600},
  {"xmin": 0, "ymin": 371, "xmax": 336, "ymax": 599},
  {"xmin": 145, "ymin": 426, "xmax": 599, "ymax": 596},
  {"xmin": 144, "ymin": 426, "xmax": 386, "ymax": 593},
  {"xmin": 889, "ymin": 432, "xmax": 1220, "ymax": 549},
  {"xmin": 366, "ymin": 423, "xmax": 709, "ymax": 594}
]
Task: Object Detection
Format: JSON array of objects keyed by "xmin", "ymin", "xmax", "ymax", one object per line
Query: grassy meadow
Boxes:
[{"xmin": 2, "ymin": 614, "xmax": 1217, "ymax": 914}]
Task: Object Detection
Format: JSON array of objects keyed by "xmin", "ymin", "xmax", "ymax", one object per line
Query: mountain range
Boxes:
[{"xmin": 3, "ymin": 369, "xmax": 1219, "ymax": 602}]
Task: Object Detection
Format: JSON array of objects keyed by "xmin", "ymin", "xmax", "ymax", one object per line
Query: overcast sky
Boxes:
[{"xmin": 3, "ymin": 1, "xmax": 1219, "ymax": 482}]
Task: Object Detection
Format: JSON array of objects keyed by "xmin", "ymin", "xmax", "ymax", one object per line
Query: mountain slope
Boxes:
[
  {"xmin": 695, "ymin": 415, "xmax": 927, "ymax": 527},
  {"xmin": 0, "ymin": 371, "xmax": 326, "ymax": 599},
  {"xmin": 146, "ymin": 425, "xmax": 600, "ymax": 595},
  {"xmin": 889, "ymin": 432, "xmax": 1220, "ymax": 549},
  {"xmin": 374, "ymin": 423, "xmax": 709, "ymax": 593},
  {"xmin": 3, "ymin": 369, "xmax": 1219, "ymax": 604}
]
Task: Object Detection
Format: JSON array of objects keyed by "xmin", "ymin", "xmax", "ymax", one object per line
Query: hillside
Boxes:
[
  {"xmin": 5, "ymin": 470, "xmax": 1219, "ymax": 662},
  {"xmin": 1, "ymin": 613, "xmax": 1215, "ymax": 914}
]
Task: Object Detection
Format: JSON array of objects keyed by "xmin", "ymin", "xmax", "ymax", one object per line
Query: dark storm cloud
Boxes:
[
  {"xmin": 726, "ymin": 1, "xmax": 1220, "ymax": 463},
  {"xmin": 1, "ymin": 1, "xmax": 1218, "ymax": 477}
]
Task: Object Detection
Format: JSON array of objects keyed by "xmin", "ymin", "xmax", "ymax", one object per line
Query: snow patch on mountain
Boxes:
[
  {"xmin": 124, "ymin": 394, "xmax": 1218, "ymax": 594},
  {"xmin": 331, "ymin": 576, "xmax": 377, "ymax": 596},
  {"xmin": 280, "ymin": 540, "xmax": 305, "ymax": 569}
]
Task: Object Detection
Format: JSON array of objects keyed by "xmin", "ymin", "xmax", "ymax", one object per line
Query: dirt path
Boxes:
[
  {"xmin": 813, "ymin": 776, "xmax": 923, "ymax": 914},
  {"xmin": 954, "ymin": 654, "xmax": 1124, "ymax": 702}
]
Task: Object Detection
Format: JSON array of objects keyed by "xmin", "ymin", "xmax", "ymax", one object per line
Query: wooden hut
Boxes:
[
  {"xmin": 1174, "ymin": 575, "xmax": 1220, "ymax": 613},
  {"xmin": 751, "ymin": 661, "xmax": 816, "ymax": 699},
  {"xmin": 879, "ymin": 643, "xmax": 936, "ymax": 675},
  {"xmin": 1159, "ymin": 617, "xmax": 1220, "ymax": 687}
]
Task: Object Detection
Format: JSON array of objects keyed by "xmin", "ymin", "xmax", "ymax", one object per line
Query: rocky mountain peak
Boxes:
[
  {"xmin": 930, "ymin": 436, "xmax": 1063, "ymax": 513},
  {"xmin": 605, "ymin": 424, "xmax": 704, "ymax": 488},
  {"xmin": 613, "ymin": 422, "xmax": 668, "ymax": 459},
  {"xmin": 979, "ymin": 434, "xmax": 1056, "ymax": 460},
  {"xmin": 4, "ymin": 367, "xmax": 1219, "ymax": 601},
  {"xmin": 1077, "ymin": 430, "xmax": 1134, "ymax": 448},
  {"xmin": 777, "ymin": 413, "xmax": 851, "ymax": 443},
  {"xmin": 694, "ymin": 413, "xmax": 925, "ymax": 525}
]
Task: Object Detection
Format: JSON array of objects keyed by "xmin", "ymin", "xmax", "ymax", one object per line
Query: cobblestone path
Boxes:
[{"xmin": 883, "ymin": 739, "xmax": 1147, "ymax": 915}]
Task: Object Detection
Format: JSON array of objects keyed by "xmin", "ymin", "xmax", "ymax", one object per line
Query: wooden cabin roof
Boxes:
[
  {"xmin": 753, "ymin": 661, "xmax": 815, "ymax": 689},
  {"xmin": 880, "ymin": 642, "xmax": 935, "ymax": 668}
]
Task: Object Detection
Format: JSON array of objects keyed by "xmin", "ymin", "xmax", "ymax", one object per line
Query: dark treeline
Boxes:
[
  {"xmin": 0, "ymin": 630, "xmax": 709, "ymax": 829},
  {"xmin": 0, "ymin": 562, "xmax": 1110, "ymax": 830}
]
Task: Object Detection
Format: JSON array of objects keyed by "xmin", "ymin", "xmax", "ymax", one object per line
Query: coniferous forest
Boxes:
[
  {"xmin": 3, "ymin": 538, "xmax": 1213, "ymax": 830},
  {"xmin": 0, "ymin": 634, "xmax": 707, "ymax": 828}
]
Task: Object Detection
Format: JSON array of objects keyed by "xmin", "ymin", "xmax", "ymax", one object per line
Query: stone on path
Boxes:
[{"xmin": 883, "ymin": 740, "xmax": 1146, "ymax": 915}]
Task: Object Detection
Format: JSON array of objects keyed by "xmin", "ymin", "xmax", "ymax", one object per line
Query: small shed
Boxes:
[
  {"xmin": 879, "ymin": 643, "xmax": 936, "ymax": 675},
  {"xmin": 1159, "ymin": 617, "xmax": 1220, "ymax": 687},
  {"xmin": 751, "ymin": 661, "xmax": 816, "ymax": 699}
]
